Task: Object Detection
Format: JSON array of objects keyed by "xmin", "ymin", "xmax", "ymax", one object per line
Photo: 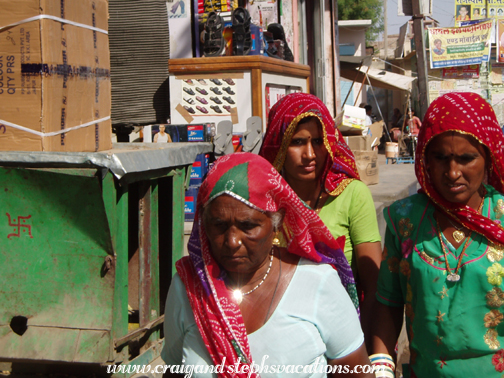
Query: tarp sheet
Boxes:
[{"xmin": 340, "ymin": 56, "xmax": 416, "ymax": 91}]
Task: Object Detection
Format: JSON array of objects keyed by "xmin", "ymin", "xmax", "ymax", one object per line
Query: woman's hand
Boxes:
[
  {"xmin": 354, "ymin": 241, "xmax": 382, "ymax": 353},
  {"xmin": 327, "ymin": 344, "xmax": 375, "ymax": 377}
]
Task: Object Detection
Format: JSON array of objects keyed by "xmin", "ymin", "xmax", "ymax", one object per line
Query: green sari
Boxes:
[{"xmin": 377, "ymin": 185, "xmax": 504, "ymax": 377}]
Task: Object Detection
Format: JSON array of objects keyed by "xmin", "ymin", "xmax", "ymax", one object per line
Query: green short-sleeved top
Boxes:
[
  {"xmin": 318, "ymin": 180, "xmax": 381, "ymax": 264},
  {"xmin": 377, "ymin": 185, "xmax": 504, "ymax": 377}
]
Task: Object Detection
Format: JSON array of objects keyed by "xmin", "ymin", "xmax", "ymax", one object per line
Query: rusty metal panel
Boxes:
[
  {"xmin": 139, "ymin": 182, "xmax": 153, "ymax": 328},
  {"xmin": 0, "ymin": 167, "xmax": 115, "ymax": 362},
  {"xmin": 138, "ymin": 181, "xmax": 160, "ymax": 346},
  {"xmin": 102, "ymin": 171, "xmax": 129, "ymax": 363}
]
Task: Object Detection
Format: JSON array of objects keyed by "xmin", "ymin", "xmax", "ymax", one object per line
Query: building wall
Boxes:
[
  {"xmin": 339, "ymin": 27, "xmax": 366, "ymax": 55},
  {"xmin": 324, "ymin": 0, "xmax": 336, "ymax": 116},
  {"xmin": 339, "ymin": 25, "xmax": 368, "ymax": 106}
]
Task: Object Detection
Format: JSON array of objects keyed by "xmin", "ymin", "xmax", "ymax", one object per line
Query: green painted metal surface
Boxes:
[
  {"xmin": 0, "ymin": 145, "xmax": 207, "ymax": 370},
  {"xmin": 0, "ymin": 167, "xmax": 115, "ymax": 363},
  {"xmin": 103, "ymin": 172, "xmax": 129, "ymax": 363},
  {"xmin": 171, "ymin": 168, "xmax": 185, "ymax": 276}
]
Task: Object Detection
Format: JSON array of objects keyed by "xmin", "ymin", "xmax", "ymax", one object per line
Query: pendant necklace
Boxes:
[
  {"xmin": 436, "ymin": 195, "xmax": 485, "ymax": 282},
  {"xmin": 437, "ymin": 223, "xmax": 471, "ymax": 282},
  {"xmin": 231, "ymin": 248, "xmax": 274, "ymax": 305},
  {"xmin": 446, "ymin": 217, "xmax": 466, "ymax": 244}
]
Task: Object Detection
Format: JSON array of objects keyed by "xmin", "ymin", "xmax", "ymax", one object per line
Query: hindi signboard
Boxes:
[{"xmin": 428, "ymin": 20, "xmax": 493, "ymax": 69}]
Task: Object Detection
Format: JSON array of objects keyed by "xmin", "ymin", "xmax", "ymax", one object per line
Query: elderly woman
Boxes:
[
  {"xmin": 373, "ymin": 92, "xmax": 504, "ymax": 377},
  {"xmin": 259, "ymin": 93, "xmax": 382, "ymax": 351},
  {"xmin": 162, "ymin": 153, "xmax": 374, "ymax": 377}
]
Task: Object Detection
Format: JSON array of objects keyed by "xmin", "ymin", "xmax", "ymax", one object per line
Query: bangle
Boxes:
[
  {"xmin": 374, "ymin": 371, "xmax": 394, "ymax": 378},
  {"xmin": 369, "ymin": 353, "xmax": 395, "ymax": 369},
  {"xmin": 373, "ymin": 365, "xmax": 394, "ymax": 377},
  {"xmin": 372, "ymin": 361, "xmax": 395, "ymax": 370},
  {"xmin": 369, "ymin": 353, "xmax": 395, "ymax": 377},
  {"xmin": 369, "ymin": 353, "xmax": 394, "ymax": 362}
]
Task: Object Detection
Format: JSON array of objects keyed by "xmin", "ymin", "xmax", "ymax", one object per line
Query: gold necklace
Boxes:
[
  {"xmin": 231, "ymin": 248, "xmax": 274, "ymax": 304},
  {"xmin": 436, "ymin": 195, "xmax": 485, "ymax": 282},
  {"xmin": 446, "ymin": 217, "xmax": 466, "ymax": 243},
  {"xmin": 437, "ymin": 223, "xmax": 471, "ymax": 282}
]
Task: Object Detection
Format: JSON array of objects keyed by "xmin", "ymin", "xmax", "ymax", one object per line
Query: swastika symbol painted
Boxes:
[{"xmin": 6, "ymin": 213, "xmax": 33, "ymax": 239}]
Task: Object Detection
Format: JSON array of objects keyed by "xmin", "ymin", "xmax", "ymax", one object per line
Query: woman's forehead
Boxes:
[
  {"xmin": 426, "ymin": 131, "xmax": 484, "ymax": 153},
  {"xmin": 206, "ymin": 194, "xmax": 262, "ymax": 213},
  {"xmin": 204, "ymin": 194, "xmax": 268, "ymax": 219}
]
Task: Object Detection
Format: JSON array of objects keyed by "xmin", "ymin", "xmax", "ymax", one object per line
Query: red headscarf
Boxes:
[
  {"xmin": 259, "ymin": 93, "xmax": 360, "ymax": 197},
  {"xmin": 176, "ymin": 153, "xmax": 357, "ymax": 377},
  {"xmin": 416, "ymin": 92, "xmax": 504, "ymax": 246}
]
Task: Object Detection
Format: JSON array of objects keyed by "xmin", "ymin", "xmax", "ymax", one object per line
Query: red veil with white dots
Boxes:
[
  {"xmin": 415, "ymin": 92, "xmax": 504, "ymax": 246},
  {"xmin": 176, "ymin": 153, "xmax": 356, "ymax": 377}
]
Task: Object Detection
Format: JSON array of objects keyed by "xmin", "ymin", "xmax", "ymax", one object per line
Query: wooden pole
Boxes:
[
  {"xmin": 384, "ymin": 0, "xmax": 388, "ymax": 59},
  {"xmin": 341, "ymin": 61, "xmax": 363, "ymax": 110},
  {"xmin": 354, "ymin": 63, "xmax": 372, "ymax": 106},
  {"xmin": 332, "ymin": 0, "xmax": 342, "ymax": 112},
  {"xmin": 411, "ymin": 0, "xmax": 429, "ymax": 118}
]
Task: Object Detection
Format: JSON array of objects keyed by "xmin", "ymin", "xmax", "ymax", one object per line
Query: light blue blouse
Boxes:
[{"xmin": 162, "ymin": 258, "xmax": 364, "ymax": 377}]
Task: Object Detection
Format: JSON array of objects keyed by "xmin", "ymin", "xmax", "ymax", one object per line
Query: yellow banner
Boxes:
[
  {"xmin": 455, "ymin": 0, "xmax": 486, "ymax": 21},
  {"xmin": 428, "ymin": 20, "xmax": 493, "ymax": 68},
  {"xmin": 488, "ymin": 0, "xmax": 504, "ymax": 18},
  {"xmin": 498, "ymin": 19, "xmax": 504, "ymax": 62}
]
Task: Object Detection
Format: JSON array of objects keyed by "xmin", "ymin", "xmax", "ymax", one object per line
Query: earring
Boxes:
[
  {"xmin": 238, "ymin": 240, "xmax": 242, "ymax": 246},
  {"xmin": 272, "ymin": 232, "xmax": 280, "ymax": 246}
]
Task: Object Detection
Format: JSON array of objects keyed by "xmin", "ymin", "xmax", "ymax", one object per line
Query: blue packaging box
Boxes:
[
  {"xmin": 204, "ymin": 153, "xmax": 210, "ymax": 171},
  {"xmin": 189, "ymin": 154, "xmax": 206, "ymax": 186},
  {"xmin": 248, "ymin": 24, "xmax": 264, "ymax": 55},
  {"xmin": 151, "ymin": 124, "xmax": 189, "ymax": 142},
  {"xmin": 184, "ymin": 185, "xmax": 200, "ymax": 222},
  {"xmin": 187, "ymin": 124, "xmax": 208, "ymax": 142}
]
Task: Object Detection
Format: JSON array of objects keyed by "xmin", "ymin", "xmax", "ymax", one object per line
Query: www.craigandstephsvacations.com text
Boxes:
[{"xmin": 106, "ymin": 356, "xmax": 386, "ymax": 377}]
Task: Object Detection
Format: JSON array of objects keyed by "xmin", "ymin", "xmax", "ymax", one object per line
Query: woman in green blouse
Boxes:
[{"xmin": 373, "ymin": 92, "xmax": 504, "ymax": 377}]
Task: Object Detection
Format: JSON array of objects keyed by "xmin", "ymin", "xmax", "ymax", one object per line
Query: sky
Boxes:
[{"xmin": 383, "ymin": 0, "xmax": 456, "ymax": 37}]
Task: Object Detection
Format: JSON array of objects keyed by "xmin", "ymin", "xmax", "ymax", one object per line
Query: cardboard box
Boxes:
[
  {"xmin": 344, "ymin": 121, "xmax": 384, "ymax": 152},
  {"xmin": 368, "ymin": 121, "xmax": 384, "ymax": 147},
  {"xmin": 353, "ymin": 150, "xmax": 379, "ymax": 186},
  {"xmin": 0, "ymin": 0, "xmax": 112, "ymax": 151},
  {"xmin": 339, "ymin": 104, "xmax": 366, "ymax": 135},
  {"xmin": 344, "ymin": 135, "xmax": 371, "ymax": 152}
]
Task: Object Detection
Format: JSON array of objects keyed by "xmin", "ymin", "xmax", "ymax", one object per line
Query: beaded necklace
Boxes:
[
  {"xmin": 436, "ymin": 196, "xmax": 485, "ymax": 282},
  {"xmin": 437, "ymin": 224, "xmax": 472, "ymax": 282}
]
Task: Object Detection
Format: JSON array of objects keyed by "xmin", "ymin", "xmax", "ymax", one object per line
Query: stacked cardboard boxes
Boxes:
[
  {"xmin": 0, "ymin": 0, "xmax": 112, "ymax": 152},
  {"xmin": 342, "ymin": 121, "xmax": 383, "ymax": 186}
]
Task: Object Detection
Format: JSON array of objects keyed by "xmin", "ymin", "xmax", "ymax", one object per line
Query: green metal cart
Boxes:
[{"xmin": 0, "ymin": 142, "xmax": 212, "ymax": 377}]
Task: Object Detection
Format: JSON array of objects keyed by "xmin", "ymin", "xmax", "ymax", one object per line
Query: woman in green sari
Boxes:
[{"xmin": 372, "ymin": 92, "xmax": 504, "ymax": 377}]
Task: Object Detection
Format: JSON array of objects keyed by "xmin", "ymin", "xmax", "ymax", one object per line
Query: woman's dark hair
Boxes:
[{"xmin": 298, "ymin": 115, "xmax": 318, "ymax": 126}]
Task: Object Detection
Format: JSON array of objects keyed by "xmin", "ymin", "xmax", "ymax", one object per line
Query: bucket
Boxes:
[{"xmin": 385, "ymin": 142, "xmax": 399, "ymax": 158}]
